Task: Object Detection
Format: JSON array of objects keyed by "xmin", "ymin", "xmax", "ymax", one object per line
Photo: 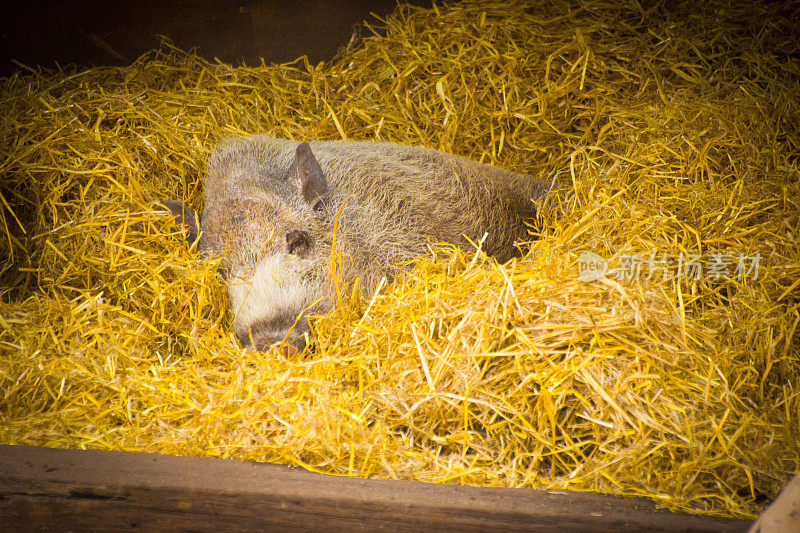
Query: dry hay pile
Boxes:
[{"xmin": 1, "ymin": 0, "xmax": 799, "ymax": 518}]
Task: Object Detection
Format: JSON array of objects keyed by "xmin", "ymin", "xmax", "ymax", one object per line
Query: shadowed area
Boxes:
[{"xmin": 0, "ymin": 0, "xmax": 431, "ymax": 77}]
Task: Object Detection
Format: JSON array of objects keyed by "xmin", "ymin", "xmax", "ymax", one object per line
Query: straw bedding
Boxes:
[{"xmin": 1, "ymin": 0, "xmax": 799, "ymax": 518}]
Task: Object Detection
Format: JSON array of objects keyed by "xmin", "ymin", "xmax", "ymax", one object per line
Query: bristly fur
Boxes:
[{"xmin": 199, "ymin": 136, "xmax": 553, "ymax": 349}]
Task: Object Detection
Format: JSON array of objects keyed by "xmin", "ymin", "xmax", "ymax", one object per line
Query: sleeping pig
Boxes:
[{"xmin": 163, "ymin": 136, "xmax": 552, "ymax": 352}]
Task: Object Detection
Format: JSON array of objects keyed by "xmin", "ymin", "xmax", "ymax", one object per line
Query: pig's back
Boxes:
[{"xmin": 307, "ymin": 139, "xmax": 550, "ymax": 261}]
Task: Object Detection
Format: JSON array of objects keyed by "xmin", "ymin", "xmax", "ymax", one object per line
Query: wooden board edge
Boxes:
[{"xmin": 0, "ymin": 444, "xmax": 752, "ymax": 532}]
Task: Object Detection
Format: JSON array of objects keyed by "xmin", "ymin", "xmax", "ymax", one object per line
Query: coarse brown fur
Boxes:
[{"xmin": 172, "ymin": 135, "xmax": 552, "ymax": 351}]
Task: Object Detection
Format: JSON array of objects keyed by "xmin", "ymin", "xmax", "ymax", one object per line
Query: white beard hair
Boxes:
[{"xmin": 227, "ymin": 254, "xmax": 317, "ymax": 338}]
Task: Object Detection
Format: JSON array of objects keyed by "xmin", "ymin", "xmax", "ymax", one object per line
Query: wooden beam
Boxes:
[
  {"xmin": 747, "ymin": 472, "xmax": 800, "ymax": 533},
  {"xmin": 0, "ymin": 445, "xmax": 751, "ymax": 532}
]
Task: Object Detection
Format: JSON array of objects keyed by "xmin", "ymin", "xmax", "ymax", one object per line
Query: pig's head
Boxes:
[{"xmin": 161, "ymin": 141, "xmax": 334, "ymax": 354}]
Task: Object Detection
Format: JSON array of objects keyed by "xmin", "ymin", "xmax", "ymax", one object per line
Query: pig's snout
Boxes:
[
  {"xmin": 254, "ymin": 328, "xmax": 308, "ymax": 355},
  {"xmin": 238, "ymin": 315, "xmax": 310, "ymax": 354}
]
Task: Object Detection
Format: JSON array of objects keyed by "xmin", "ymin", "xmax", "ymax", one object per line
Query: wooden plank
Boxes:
[
  {"xmin": 747, "ymin": 472, "xmax": 800, "ymax": 533},
  {"xmin": 0, "ymin": 444, "xmax": 751, "ymax": 532}
]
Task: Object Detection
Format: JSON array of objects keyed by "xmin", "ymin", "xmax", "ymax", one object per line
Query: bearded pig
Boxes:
[{"xmin": 163, "ymin": 136, "xmax": 552, "ymax": 352}]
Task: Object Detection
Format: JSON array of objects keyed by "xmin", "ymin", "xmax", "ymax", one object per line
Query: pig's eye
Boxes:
[{"xmin": 286, "ymin": 229, "xmax": 310, "ymax": 256}]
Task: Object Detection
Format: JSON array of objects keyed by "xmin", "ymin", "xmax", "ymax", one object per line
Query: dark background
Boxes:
[{"xmin": 0, "ymin": 0, "xmax": 431, "ymax": 77}]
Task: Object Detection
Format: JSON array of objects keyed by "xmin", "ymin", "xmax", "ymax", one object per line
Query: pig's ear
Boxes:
[
  {"xmin": 157, "ymin": 200, "xmax": 200, "ymax": 246},
  {"xmin": 286, "ymin": 142, "xmax": 329, "ymax": 209}
]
